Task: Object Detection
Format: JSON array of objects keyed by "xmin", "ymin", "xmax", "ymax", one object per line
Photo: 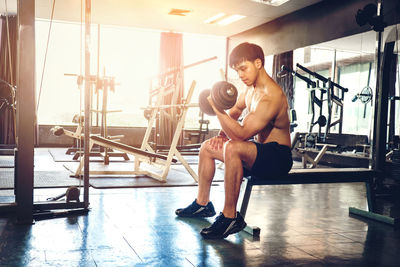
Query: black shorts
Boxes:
[{"xmin": 244, "ymin": 141, "xmax": 293, "ymax": 179}]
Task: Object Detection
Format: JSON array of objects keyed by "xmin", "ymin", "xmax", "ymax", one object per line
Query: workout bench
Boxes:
[
  {"xmin": 237, "ymin": 167, "xmax": 376, "ymax": 237},
  {"xmin": 74, "ymin": 135, "xmax": 178, "ymax": 180},
  {"xmin": 297, "ymin": 143, "xmax": 337, "ymax": 168}
]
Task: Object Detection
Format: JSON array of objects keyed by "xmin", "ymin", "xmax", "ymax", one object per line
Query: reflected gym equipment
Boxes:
[
  {"xmin": 352, "ymin": 86, "xmax": 373, "ymax": 118},
  {"xmin": 352, "ymin": 61, "xmax": 374, "ymax": 118},
  {"xmin": 279, "ymin": 64, "xmax": 348, "ymax": 141},
  {"xmin": 349, "ymin": 21, "xmax": 399, "ymax": 226},
  {"xmin": 296, "ymin": 63, "xmax": 348, "ymax": 141},
  {"xmin": 312, "ymin": 115, "xmax": 327, "ymax": 128},
  {"xmin": 353, "ymin": 86, "xmax": 373, "ymax": 104}
]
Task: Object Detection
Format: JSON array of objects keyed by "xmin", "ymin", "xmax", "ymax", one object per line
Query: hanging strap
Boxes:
[
  {"xmin": 37, "ymin": 0, "xmax": 56, "ymax": 112},
  {"xmin": 4, "ymin": 0, "xmax": 17, "ymax": 142}
]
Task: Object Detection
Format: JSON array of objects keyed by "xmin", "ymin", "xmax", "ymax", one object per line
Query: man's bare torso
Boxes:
[{"xmin": 244, "ymin": 84, "xmax": 291, "ymax": 147}]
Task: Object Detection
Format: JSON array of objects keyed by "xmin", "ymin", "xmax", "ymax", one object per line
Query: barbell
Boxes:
[{"xmin": 199, "ymin": 81, "xmax": 238, "ymax": 116}]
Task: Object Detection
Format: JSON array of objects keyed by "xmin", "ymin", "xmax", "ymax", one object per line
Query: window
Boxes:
[{"xmin": 35, "ymin": 20, "xmax": 227, "ymax": 130}]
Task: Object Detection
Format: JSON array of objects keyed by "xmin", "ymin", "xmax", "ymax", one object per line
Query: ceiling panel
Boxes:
[
  {"xmin": 1, "ymin": 0, "xmax": 323, "ymax": 36},
  {"xmin": 1, "ymin": 0, "xmax": 384, "ymax": 54}
]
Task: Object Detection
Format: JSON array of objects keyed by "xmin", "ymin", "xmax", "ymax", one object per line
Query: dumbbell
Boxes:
[
  {"xmin": 143, "ymin": 109, "xmax": 152, "ymax": 120},
  {"xmin": 50, "ymin": 126, "xmax": 64, "ymax": 136},
  {"xmin": 199, "ymin": 81, "xmax": 238, "ymax": 116},
  {"xmin": 72, "ymin": 114, "xmax": 84, "ymax": 124}
]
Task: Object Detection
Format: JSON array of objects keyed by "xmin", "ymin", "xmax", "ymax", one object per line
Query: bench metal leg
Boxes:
[
  {"xmin": 349, "ymin": 206, "xmax": 398, "ymax": 225},
  {"xmin": 237, "ymin": 178, "xmax": 261, "ymax": 237},
  {"xmin": 365, "ymin": 179, "xmax": 375, "ymax": 212},
  {"xmin": 238, "ymin": 178, "xmax": 252, "ymax": 217},
  {"xmin": 349, "ymin": 180, "xmax": 398, "ymax": 227}
]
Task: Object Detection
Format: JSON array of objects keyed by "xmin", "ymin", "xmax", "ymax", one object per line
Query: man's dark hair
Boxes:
[{"xmin": 229, "ymin": 42, "xmax": 265, "ymax": 68}]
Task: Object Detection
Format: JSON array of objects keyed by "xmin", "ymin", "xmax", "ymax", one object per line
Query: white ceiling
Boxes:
[
  {"xmin": 2, "ymin": 0, "xmax": 387, "ymax": 54},
  {"xmin": 1, "ymin": 0, "xmax": 323, "ymax": 36}
]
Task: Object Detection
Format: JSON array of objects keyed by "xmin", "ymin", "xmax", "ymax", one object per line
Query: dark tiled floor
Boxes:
[{"xmin": 0, "ymin": 149, "xmax": 399, "ymax": 266}]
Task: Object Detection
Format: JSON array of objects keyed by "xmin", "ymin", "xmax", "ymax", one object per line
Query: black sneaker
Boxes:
[
  {"xmin": 175, "ymin": 199, "xmax": 216, "ymax": 218},
  {"xmin": 200, "ymin": 212, "xmax": 247, "ymax": 239}
]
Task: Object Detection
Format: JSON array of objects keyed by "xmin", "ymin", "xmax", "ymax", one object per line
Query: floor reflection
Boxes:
[{"xmin": 0, "ymin": 183, "xmax": 399, "ymax": 266}]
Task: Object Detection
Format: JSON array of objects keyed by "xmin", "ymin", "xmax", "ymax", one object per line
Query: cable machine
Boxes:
[{"xmin": 0, "ymin": 0, "xmax": 91, "ymax": 221}]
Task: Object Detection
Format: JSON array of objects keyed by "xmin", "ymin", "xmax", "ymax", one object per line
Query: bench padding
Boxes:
[
  {"xmin": 246, "ymin": 168, "xmax": 375, "ymax": 185},
  {"xmin": 91, "ymin": 135, "xmax": 177, "ymax": 163}
]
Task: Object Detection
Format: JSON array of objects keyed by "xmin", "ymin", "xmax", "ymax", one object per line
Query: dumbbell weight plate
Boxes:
[
  {"xmin": 317, "ymin": 115, "xmax": 327, "ymax": 127},
  {"xmin": 143, "ymin": 109, "xmax": 152, "ymax": 120},
  {"xmin": 51, "ymin": 126, "xmax": 64, "ymax": 136},
  {"xmin": 198, "ymin": 89, "xmax": 216, "ymax": 116},
  {"xmin": 72, "ymin": 114, "xmax": 84, "ymax": 124},
  {"xmin": 211, "ymin": 81, "xmax": 238, "ymax": 110}
]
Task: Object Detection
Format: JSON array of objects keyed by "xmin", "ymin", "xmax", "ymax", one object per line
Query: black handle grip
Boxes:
[
  {"xmin": 296, "ymin": 63, "xmax": 349, "ymax": 92},
  {"xmin": 296, "ymin": 63, "xmax": 328, "ymax": 83},
  {"xmin": 281, "ymin": 65, "xmax": 316, "ymax": 88}
]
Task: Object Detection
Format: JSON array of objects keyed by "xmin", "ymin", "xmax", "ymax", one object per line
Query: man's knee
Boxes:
[
  {"xmin": 224, "ymin": 140, "xmax": 242, "ymax": 158},
  {"xmin": 200, "ymin": 139, "xmax": 209, "ymax": 152},
  {"xmin": 200, "ymin": 139, "xmax": 214, "ymax": 157}
]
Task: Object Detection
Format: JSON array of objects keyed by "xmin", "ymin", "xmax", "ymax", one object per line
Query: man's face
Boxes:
[{"xmin": 233, "ymin": 60, "xmax": 258, "ymax": 86}]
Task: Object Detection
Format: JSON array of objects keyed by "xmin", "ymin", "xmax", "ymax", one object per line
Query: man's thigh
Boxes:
[{"xmin": 223, "ymin": 140, "xmax": 258, "ymax": 169}]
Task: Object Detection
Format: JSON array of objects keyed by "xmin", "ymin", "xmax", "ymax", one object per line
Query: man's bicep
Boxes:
[
  {"xmin": 241, "ymin": 100, "xmax": 279, "ymax": 139},
  {"xmin": 241, "ymin": 113, "xmax": 268, "ymax": 139}
]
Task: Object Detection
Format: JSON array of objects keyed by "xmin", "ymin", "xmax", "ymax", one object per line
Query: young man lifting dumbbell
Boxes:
[{"xmin": 176, "ymin": 42, "xmax": 293, "ymax": 239}]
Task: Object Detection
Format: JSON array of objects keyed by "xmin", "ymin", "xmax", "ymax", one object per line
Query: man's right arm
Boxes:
[
  {"xmin": 209, "ymin": 88, "xmax": 246, "ymax": 150},
  {"xmin": 217, "ymin": 89, "xmax": 246, "ymax": 137}
]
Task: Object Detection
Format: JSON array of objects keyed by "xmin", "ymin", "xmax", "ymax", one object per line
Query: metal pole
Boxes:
[
  {"xmin": 96, "ymin": 24, "xmax": 100, "ymax": 128},
  {"xmin": 225, "ymin": 37, "xmax": 229, "ymax": 81},
  {"xmin": 83, "ymin": 0, "xmax": 91, "ymax": 206},
  {"xmin": 16, "ymin": 0, "xmax": 35, "ymax": 224},
  {"xmin": 371, "ymin": 0, "xmax": 384, "ymax": 170}
]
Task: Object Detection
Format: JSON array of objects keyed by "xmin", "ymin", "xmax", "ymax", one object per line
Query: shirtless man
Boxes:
[{"xmin": 176, "ymin": 42, "xmax": 293, "ymax": 239}]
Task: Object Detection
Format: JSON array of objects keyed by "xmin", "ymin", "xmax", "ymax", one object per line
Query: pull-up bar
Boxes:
[
  {"xmin": 296, "ymin": 63, "xmax": 349, "ymax": 92},
  {"xmin": 155, "ymin": 56, "xmax": 217, "ymax": 78},
  {"xmin": 280, "ymin": 65, "xmax": 316, "ymax": 88}
]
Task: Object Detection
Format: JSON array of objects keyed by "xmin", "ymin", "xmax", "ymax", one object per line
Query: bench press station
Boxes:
[
  {"xmin": 74, "ymin": 80, "xmax": 199, "ymax": 182},
  {"xmin": 52, "ymin": 73, "xmax": 130, "ymax": 163}
]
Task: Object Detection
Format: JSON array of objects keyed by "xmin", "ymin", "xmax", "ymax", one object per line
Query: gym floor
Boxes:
[{"xmin": 0, "ymin": 149, "xmax": 399, "ymax": 266}]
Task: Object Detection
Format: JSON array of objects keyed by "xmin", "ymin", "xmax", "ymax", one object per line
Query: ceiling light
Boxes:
[
  {"xmin": 251, "ymin": 0, "xmax": 291, "ymax": 6},
  {"xmin": 204, "ymin": 13, "xmax": 226, "ymax": 24},
  {"xmin": 168, "ymin": 9, "xmax": 191, "ymax": 16},
  {"xmin": 217, "ymin": 15, "xmax": 246, "ymax": 26}
]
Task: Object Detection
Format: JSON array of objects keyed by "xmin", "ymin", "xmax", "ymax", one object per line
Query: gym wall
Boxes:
[{"xmin": 227, "ymin": 0, "xmax": 400, "ymax": 57}]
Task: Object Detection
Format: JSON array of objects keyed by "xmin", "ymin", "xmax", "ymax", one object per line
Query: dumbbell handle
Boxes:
[{"xmin": 226, "ymin": 88, "xmax": 235, "ymax": 96}]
